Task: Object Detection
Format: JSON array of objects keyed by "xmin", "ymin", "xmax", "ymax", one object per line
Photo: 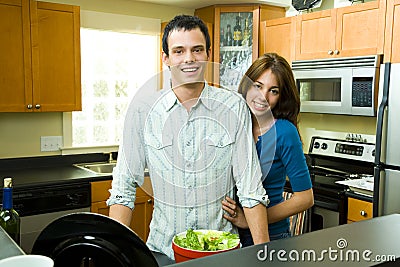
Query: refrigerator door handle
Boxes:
[
  {"xmin": 374, "ymin": 62, "xmax": 391, "ymax": 166},
  {"xmin": 373, "ymin": 63, "xmax": 391, "ymax": 218},
  {"xmin": 373, "ymin": 166, "xmax": 382, "ymax": 217}
]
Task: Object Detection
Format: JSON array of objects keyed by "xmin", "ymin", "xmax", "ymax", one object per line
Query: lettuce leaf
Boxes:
[{"xmin": 174, "ymin": 229, "xmax": 239, "ymax": 251}]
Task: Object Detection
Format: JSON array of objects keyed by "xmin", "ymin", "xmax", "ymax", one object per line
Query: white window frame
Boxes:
[{"xmin": 61, "ymin": 11, "xmax": 161, "ymax": 155}]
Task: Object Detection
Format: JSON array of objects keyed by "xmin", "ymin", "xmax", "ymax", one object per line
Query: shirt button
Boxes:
[
  {"xmin": 186, "ymin": 162, "xmax": 191, "ymax": 168},
  {"xmin": 186, "ymin": 141, "xmax": 191, "ymax": 146}
]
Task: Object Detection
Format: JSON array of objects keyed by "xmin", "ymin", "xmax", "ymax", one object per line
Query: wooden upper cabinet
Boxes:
[
  {"xmin": 336, "ymin": 0, "xmax": 386, "ymax": 58},
  {"xmin": 295, "ymin": 0, "xmax": 386, "ymax": 60},
  {"xmin": 30, "ymin": 1, "xmax": 81, "ymax": 112},
  {"xmin": 384, "ymin": 0, "xmax": 400, "ymax": 63},
  {"xmin": 295, "ymin": 9, "xmax": 336, "ymax": 60},
  {"xmin": 0, "ymin": 0, "xmax": 32, "ymax": 112},
  {"xmin": 0, "ymin": 0, "xmax": 81, "ymax": 112},
  {"xmin": 260, "ymin": 16, "xmax": 295, "ymax": 63}
]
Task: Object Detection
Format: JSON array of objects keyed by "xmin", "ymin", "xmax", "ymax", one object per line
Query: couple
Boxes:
[{"xmin": 106, "ymin": 14, "xmax": 313, "ymax": 265}]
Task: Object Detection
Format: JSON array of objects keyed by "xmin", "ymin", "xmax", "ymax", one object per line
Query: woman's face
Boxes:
[{"xmin": 245, "ymin": 68, "xmax": 280, "ymax": 119}]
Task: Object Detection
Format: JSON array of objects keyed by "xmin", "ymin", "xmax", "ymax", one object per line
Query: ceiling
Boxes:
[{"xmin": 134, "ymin": 0, "xmax": 293, "ymax": 10}]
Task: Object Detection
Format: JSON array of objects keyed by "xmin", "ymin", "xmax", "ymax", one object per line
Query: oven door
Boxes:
[{"xmin": 310, "ymin": 172, "xmax": 348, "ymax": 231}]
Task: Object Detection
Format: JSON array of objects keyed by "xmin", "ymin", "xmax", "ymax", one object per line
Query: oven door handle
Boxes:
[
  {"xmin": 314, "ymin": 200, "xmax": 339, "ymax": 211},
  {"xmin": 325, "ymin": 173, "xmax": 347, "ymax": 179},
  {"xmin": 314, "ymin": 166, "xmax": 349, "ymax": 175}
]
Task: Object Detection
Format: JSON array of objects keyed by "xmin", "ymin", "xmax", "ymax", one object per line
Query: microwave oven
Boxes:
[{"xmin": 292, "ymin": 55, "xmax": 382, "ymax": 116}]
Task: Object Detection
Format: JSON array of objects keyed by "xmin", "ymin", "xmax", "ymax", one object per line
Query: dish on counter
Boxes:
[
  {"xmin": 336, "ymin": 177, "xmax": 373, "ymax": 197},
  {"xmin": 172, "ymin": 229, "xmax": 240, "ymax": 263}
]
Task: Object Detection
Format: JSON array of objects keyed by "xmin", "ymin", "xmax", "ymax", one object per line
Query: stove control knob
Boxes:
[
  {"xmin": 321, "ymin": 143, "xmax": 328, "ymax": 150},
  {"xmin": 313, "ymin": 142, "xmax": 320, "ymax": 149}
]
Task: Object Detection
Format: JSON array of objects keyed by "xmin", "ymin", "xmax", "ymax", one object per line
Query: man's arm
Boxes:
[
  {"xmin": 109, "ymin": 204, "xmax": 133, "ymax": 226},
  {"xmin": 243, "ymin": 204, "xmax": 270, "ymax": 243}
]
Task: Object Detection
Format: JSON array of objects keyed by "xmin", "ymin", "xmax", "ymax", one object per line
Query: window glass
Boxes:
[{"xmin": 72, "ymin": 28, "xmax": 158, "ymax": 147}]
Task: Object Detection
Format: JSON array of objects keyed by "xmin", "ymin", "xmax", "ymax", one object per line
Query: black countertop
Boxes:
[
  {"xmin": 345, "ymin": 190, "xmax": 373, "ymax": 202},
  {"xmin": 0, "ymin": 153, "xmax": 113, "ymax": 189},
  {"xmin": 169, "ymin": 214, "xmax": 400, "ymax": 267}
]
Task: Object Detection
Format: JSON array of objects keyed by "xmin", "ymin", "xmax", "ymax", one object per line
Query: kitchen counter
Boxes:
[
  {"xmin": 169, "ymin": 214, "xmax": 400, "ymax": 267},
  {"xmin": 0, "ymin": 227, "xmax": 25, "ymax": 260},
  {"xmin": 345, "ymin": 190, "xmax": 373, "ymax": 202},
  {"xmin": 0, "ymin": 154, "xmax": 114, "ymax": 189}
]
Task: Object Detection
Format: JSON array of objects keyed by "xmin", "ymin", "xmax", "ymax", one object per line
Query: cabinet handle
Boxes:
[
  {"xmin": 147, "ymin": 199, "xmax": 153, "ymax": 204},
  {"xmin": 27, "ymin": 104, "xmax": 33, "ymax": 109},
  {"xmin": 360, "ymin": 210, "xmax": 367, "ymax": 217},
  {"xmin": 334, "ymin": 50, "xmax": 340, "ymax": 55},
  {"xmin": 328, "ymin": 50, "xmax": 334, "ymax": 55},
  {"xmin": 35, "ymin": 104, "xmax": 41, "ymax": 109}
]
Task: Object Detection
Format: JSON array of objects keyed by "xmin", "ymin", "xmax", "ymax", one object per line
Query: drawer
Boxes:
[
  {"xmin": 347, "ymin": 197, "xmax": 373, "ymax": 222},
  {"xmin": 91, "ymin": 180, "xmax": 112, "ymax": 202},
  {"xmin": 91, "ymin": 176, "xmax": 152, "ymax": 201}
]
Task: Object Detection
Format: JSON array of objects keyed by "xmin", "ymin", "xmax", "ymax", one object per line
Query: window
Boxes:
[{"xmin": 62, "ymin": 11, "xmax": 160, "ymax": 151}]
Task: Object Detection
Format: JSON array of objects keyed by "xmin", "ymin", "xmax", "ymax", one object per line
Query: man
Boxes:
[{"xmin": 107, "ymin": 14, "xmax": 269, "ymax": 266}]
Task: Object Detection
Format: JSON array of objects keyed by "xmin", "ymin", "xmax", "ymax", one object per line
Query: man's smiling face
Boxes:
[{"xmin": 163, "ymin": 28, "xmax": 210, "ymax": 88}]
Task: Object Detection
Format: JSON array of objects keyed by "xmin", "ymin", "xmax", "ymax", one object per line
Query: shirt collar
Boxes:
[{"xmin": 163, "ymin": 82, "xmax": 215, "ymax": 112}]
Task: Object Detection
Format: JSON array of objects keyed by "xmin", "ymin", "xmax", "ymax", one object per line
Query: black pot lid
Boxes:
[{"xmin": 31, "ymin": 212, "xmax": 158, "ymax": 267}]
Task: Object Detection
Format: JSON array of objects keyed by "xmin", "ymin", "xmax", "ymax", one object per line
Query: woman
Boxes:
[{"xmin": 222, "ymin": 53, "xmax": 314, "ymax": 245}]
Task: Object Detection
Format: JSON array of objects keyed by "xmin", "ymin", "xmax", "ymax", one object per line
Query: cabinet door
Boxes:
[
  {"xmin": 214, "ymin": 6, "xmax": 260, "ymax": 89},
  {"xmin": 130, "ymin": 188, "xmax": 153, "ymax": 242},
  {"xmin": 91, "ymin": 200, "xmax": 110, "ymax": 216},
  {"xmin": 384, "ymin": 0, "xmax": 400, "ymax": 63},
  {"xmin": 0, "ymin": 0, "xmax": 32, "ymax": 112},
  {"xmin": 91, "ymin": 180, "xmax": 112, "ymax": 203},
  {"xmin": 260, "ymin": 16, "xmax": 295, "ymax": 63},
  {"xmin": 30, "ymin": 0, "xmax": 81, "ymax": 111},
  {"xmin": 295, "ymin": 9, "xmax": 336, "ymax": 60},
  {"xmin": 90, "ymin": 180, "xmax": 111, "ymax": 215},
  {"xmin": 336, "ymin": 0, "xmax": 385, "ymax": 58}
]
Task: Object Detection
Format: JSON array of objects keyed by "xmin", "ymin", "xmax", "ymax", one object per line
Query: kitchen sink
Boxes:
[{"xmin": 74, "ymin": 162, "xmax": 116, "ymax": 175}]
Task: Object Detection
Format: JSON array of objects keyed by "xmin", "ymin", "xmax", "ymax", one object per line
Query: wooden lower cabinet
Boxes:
[
  {"xmin": 347, "ymin": 197, "xmax": 373, "ymax": 223},
  {"xmin": 90, "ymin": 178, "xmax": 153, "ymax": 242}
]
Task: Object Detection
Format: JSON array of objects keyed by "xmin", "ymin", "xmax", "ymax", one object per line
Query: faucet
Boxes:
[{"xmin": 105, "ymin": 152, "xmax": 117, "ymax": 163}]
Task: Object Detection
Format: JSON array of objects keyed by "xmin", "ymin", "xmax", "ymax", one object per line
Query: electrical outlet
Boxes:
[{"xmin": 41, "ymin": 136, "xmax": 63, "ymax": 152}]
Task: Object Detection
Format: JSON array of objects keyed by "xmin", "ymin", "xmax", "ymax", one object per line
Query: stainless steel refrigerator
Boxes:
[{"xmin": 374, "ymin": 62, "xmax": 400, "ymax": 216}]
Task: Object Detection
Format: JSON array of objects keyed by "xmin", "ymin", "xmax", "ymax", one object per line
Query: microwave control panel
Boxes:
[{"xmin": 352, "ymin": 78, "xmax": 373, "ymax": 107}]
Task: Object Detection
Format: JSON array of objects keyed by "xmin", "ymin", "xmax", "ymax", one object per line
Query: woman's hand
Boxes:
[{"xmin": 222, "ymin": 196, "xmax": 249, "ymax": 229}]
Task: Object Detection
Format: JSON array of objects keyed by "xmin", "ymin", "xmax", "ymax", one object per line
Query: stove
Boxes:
[{"xmin": 304, "ymin": 135, "xmax": 375, "ymax": 230}]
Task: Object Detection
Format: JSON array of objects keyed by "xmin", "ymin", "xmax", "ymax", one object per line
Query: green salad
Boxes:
[{"xmin": 174, "ymin": 229, "xmax": 240, "ymax": 251}]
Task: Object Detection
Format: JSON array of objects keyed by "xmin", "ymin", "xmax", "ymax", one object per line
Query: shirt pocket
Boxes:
[
  {"xmin": 144, "ymin": 133, "xmax": 173, "ymax": 170},
  {"xmin": 204, "ymin": 133, "xmax": 234, "ymax": 169},
  {"xmin": 206, "ymin": 133, "xmax": 234, "ymax": 148}
]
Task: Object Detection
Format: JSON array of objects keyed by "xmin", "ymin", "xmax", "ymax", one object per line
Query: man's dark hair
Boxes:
[{"xmin": 162, "ymin": 14, "xmax": 211, "ymax": 57}]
